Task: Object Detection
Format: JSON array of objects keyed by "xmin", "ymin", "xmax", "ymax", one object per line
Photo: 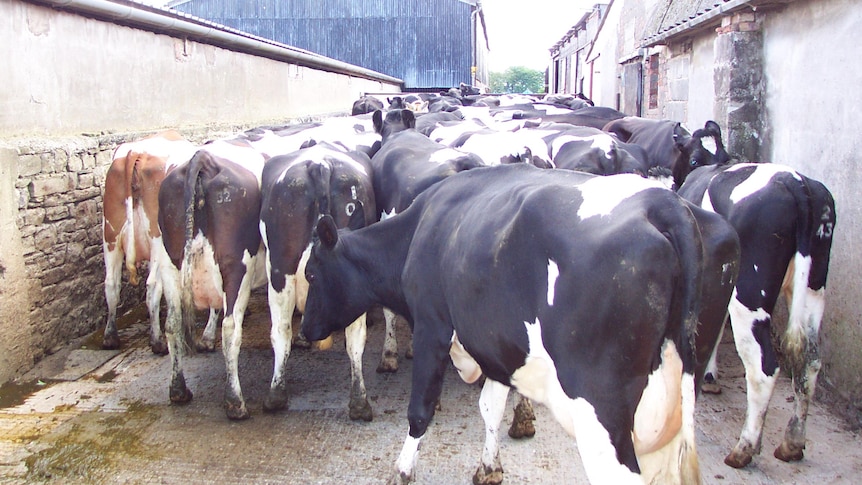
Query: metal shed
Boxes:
[{"xmin": 168, "ymin": 0, "xmax": 490, "ymax": 91}]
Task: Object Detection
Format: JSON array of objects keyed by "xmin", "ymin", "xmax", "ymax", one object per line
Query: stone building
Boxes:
[{"xmin": 583, "ymin": 0, "xmax": 862, "ymax": 421}]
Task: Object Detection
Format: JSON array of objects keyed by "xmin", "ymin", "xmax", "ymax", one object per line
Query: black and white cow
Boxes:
[
  {"xmin": 545, "ymin": 126, "xmax": 653, "ymax": 179},
  {"xmin": 370, "ymin": 108, "xmax": 485, "ymax": 372},
  {"xmin": 156, "ymin": 138, "xmax": 268, "ymax": 420},
  {"xmin": 352, "ymin": 95, "xmax": 385, "ymax": 115},
  {"xmin": 259, "ymin": 141, "xmax": 378, "ymax": 421},
  {"xmin": 603, "ymin": 117, "xmax": 730, "ymax": 189},
  {"xmin": 302, "ymin": 164, "xmax": 705, "ymax": 484},
  {"xmin": 678, "ymin": 162, "xmax": 836, "ymax": 468}
]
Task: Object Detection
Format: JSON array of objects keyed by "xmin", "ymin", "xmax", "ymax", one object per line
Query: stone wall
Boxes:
[{"xmin": 0, "ymin": 0, "xmax": 399, "ymax": 384}]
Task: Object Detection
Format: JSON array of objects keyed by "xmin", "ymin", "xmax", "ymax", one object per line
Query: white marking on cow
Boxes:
[
  {"xmin": 510, "ymin": 319, "xmax": 643, "ymax": 484},
  {"xmin": 727, "ymin": 163, "xmax": 802, "ymax": 204},
  {"xmin": 479, "ymin": 379, "xmax": 510, "ymax": 475},
  {"xmin": 577, "ymin": 174, "xmax": 666, "ymax": 220},
  {"xmin": 700, "ymin": 135, "xmax": 717, "ymax": 155},
  {"xmin": 429, "ymin": 148, "xmax": 469, "ymax": 164},
  {"xmin": 531, "ymin": 104, "xmax": 573, "ymax": 115},
  {"xmin": 785, "ymin": 253, "xmax": 825, "ymax": 362},
  {"xmin": 754, "ymin": 264, "xmax": 759, "ymax": 273},
  {"xmin": 395, "ymin": 434, "xmax": 422, "ymax": 481},
  {"xmin": 547, "ymin": 260, "xmax": 559, "ymax": 306},
  {"xmin": 450, "ymin": 332, "xmax": 482, "ymax": 383},
  {"xmin": 727, "ymin": 289, "xmax": 777, "ymax": 451},
  {"xmin": 201, "ymin": 140, "xmax": 267, "ymax": 184},
  {"xmin": 550, "ymin": 134, "xmax": 614, "ymax": 160},
  {"xmin": 381, "ymin": 208, "xmax": 397, "ymax": 221},
  {"xmin": 345, "ymin": 202, "xmax": 356, "ymax": 216}
]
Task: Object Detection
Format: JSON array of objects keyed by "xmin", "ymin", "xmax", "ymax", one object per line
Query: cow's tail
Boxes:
[
  {"xmin": 124, "ymin": 150, "xmax": 142, "ymax": 285},
  {"xmin": 308, "ymin": 160, "xmax": 333, "ymax": 218},
  {"xmin": 782, "ymin": 173, "xmax": 835, "ymax": 375},
  {"xmin": 178, "ymin": 151, "xmax": 209, "ymax": 355}
]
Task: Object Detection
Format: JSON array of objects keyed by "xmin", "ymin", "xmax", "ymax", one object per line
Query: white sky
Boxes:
[{"xmin": 481, "ymin": 0, "xmax": 598, "ymax": 72}]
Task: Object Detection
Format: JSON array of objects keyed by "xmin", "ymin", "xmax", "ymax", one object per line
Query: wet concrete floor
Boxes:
[{"xmin": 1, "ymin": 289, "xmax": 860, "ymax": 484}]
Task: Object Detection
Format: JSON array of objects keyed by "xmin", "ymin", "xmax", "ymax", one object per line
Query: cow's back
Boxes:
[{"xmin": 400, "ymin": 165, "xmax": 702, "ymax": 385}]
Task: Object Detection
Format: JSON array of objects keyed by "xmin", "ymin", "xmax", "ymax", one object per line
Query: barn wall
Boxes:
[
  {"xmin": 761, "ymin": 0, "xmax": 862, "ymax": 408},
  {"xmin": 0, "ymin": 0, "xmax": 399, "ymax": 384},
  {"xmin": 172, "ymin": 0, "xmax": 477, "ymax": 90}
]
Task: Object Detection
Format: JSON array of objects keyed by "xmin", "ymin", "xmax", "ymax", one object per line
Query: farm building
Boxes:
[
  {"xmin": 168, "ymin": 0, "xmax": 491, "ymax": 91},
  {"xmin": 567, "ymin": 0, "xmax": 862, "ymax": 421},
  {"xmin": 547, "ymin": 3, "xmax": 608, "ymax": 97}
]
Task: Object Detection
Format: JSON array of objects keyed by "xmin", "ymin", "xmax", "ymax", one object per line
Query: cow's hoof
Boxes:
[
  {"xmin": 774, "ymin": 442, "xmax": 804, "ymax": 462},
  {"xmin": 103, "ymin": 334, "xmax": 120, "ymax": 350},
  {"xmin": 292, "ymin": 334, "xmax": 311, "ymax": 349},
  {"xmin": 225, "ymin": 402, "xmax": 250, "ymax": 421},
  {"xmin": 724, "ymin": 449, "xmax": 753, "ymax": 469},
  {"xmin": 387, "ymin": 471, "xmax": 412, "ymax": 485},
  {"xmin": 195, "ymin": 338, "xmax": 216, "ymax": 353},
  {"xmin": 377, "ymin": 354, "xmax": 399, "ymax": 373},
  {"xmin": 169, "ymin": 386, "xmax": 193, "ymax": 404},
  {"xmin": 349, "ymin": 399, "xmax": 373, "ymax": 422},
  {"xmin": 473, "ymin": 464, "xmax": 504, "ymax": 485},
  {"xmin": 150, "ymin": 339, "xmax": 168, "ymax": 355},
  {"xmin": 263, "ymin": 390, "xmax": 289, "ymax": 413}
]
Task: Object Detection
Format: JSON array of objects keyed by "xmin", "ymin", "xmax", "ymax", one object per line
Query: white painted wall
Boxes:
[
  {"xmin": 0, "ymin": 1, "xmax": 399, "ymax": 138},
  {"xmin": 587, "ymin": 0, "xmax": 622, "ymax": 108},
  {"xmin": 687, "ymin": 34, "xmax": 716, "ymax": 129}
]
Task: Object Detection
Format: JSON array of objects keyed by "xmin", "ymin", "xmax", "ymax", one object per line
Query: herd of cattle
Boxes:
[{"xmin": 100, "ymin": 88, "xmax": 836, "ymax": 484}]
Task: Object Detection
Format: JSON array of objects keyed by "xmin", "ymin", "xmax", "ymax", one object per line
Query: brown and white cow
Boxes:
[
  {"xmin": 102, "ymin": 131, "xmax": 218, "ymax": 354},
  {"xmin": 156, "ymin": 138, "xmax": 268, "ymax": 420}
]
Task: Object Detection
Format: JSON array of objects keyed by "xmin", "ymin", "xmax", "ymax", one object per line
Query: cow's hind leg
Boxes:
[
  {"xmin": 196, "ymin": 309, "xmax": 220, "ymax": 352},
  {"xmin": 146, "ymin": 258, "xmax": 168, "ymax": 355},
  {"xmin": 725, "ymin": 294, "xmax": 780, "ymax": 468},
  {"xmin": 774, "ymin": 256, "xmax": 825, "ymax": 463},
  {"xmin": 163, "ymin": 267, "xmax": 193, "ymax": 404},
  {"xmin": 389, "ymin": 323, "xmax": 451, "ymax": 485},
  {"xmin": 473, "ymin": 379, "xmax": 509, "ymax": 485},
  {"xmin": 103, "ymin": 244, "xmax": 124, "ymax": 350},
  {"xmin": 634, "ymin": 343, "xmax": 701, "ymax": 485},
  {"xmin": 378, "ymin": 307, "xmax": 400, "ymax": 373},
  {"xmin": 345, "ymin": 314, "xmax": 372, "ymax": 421},
  {"xmin": 701, "ymin": 323, "xmax": 725, "ymax": 394},
  {"xmin": 264, "ymin": 277, "xmax": 296, "ymax": 412},
  {"xmin": 221, "ymin": 257, "xmax": 258, "ymax": 420}
]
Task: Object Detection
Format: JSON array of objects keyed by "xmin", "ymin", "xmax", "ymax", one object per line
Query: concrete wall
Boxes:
[
  {"xmin": 0, "ymin": 0, "xmax": 399, "ymax": 384},
  {"xmin": 761, "ymin": 0, "xmax": 862, "ymax": 408}
]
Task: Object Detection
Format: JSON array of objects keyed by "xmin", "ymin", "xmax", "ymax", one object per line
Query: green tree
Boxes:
[{"xmin": 490, "ymin": 66, "xmax": 544, "ymax": 94}]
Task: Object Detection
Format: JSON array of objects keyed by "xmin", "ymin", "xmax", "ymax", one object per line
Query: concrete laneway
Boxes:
[{"xmin": 1, "ymin": 289, "xmax": 860, "ymax": 484}]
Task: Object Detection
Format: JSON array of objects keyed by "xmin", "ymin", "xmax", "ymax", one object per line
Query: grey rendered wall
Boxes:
[
  {"xmin": 0, "ymin": 0, "xmax": 399, "ymax": 384},
  {"xmin": 762, "ymin": 0, "xmax": 862, "ymax": 407}
]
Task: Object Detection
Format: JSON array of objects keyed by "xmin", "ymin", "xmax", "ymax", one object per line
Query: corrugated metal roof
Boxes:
[{"xmin": 170, "ymin": 0, "xmax": 482, "ymax": 88}]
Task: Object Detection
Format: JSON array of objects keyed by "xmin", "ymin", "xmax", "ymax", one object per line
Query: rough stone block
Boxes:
[
  {"xmin": 30, "ymin": 174, "xmax": 75, "ymax": 198},
  {"xmin": 68, "ymin": 152, "xmax": 84, "ymax": 172},
  {"xmin": 18, "ymin": 154, "xmax": 42, "ymax": 178},
  {"xmin": 45, "ymin": 205, "xmax": 70, "ymax": 222},
  {"xmin": 77, "ymin": 173, "xmax": 95, "ymax": 189},
  {"xmin": 33, "ymin": 225, "xmax": 58, "ymax": 252}
]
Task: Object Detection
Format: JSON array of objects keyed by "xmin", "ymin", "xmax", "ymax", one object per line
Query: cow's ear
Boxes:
[
  {"xmin": 402, "ymin": 109, "xmax": 416, "ymax": 129},
  {"xmin": 704, "ymin": 120, "xmax": 722, "ymax": 139},
  {"xmin": 673, "ymin": 122, "xmax": 690, "ymax": 150},
  {"xmin": 372, "ymin": 110, "xmax": 384, "ymax": 134},
  {"xmin": 347, "ymin": 201, "xmax": 366, "ymax": 231},
  {"xmin": 316, "ymin": 215, "xmax": 339, "ymax": 250}
]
